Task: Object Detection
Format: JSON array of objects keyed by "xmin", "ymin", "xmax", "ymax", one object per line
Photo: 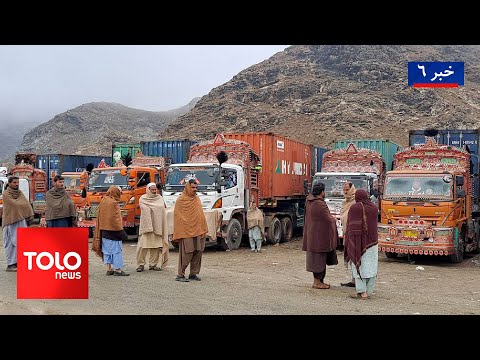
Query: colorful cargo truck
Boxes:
[
  {"xmin": 163, "ymin": 133, "xmax": 313, "ymax": 250},
  {"xmin": 312, "ymin": 143, "xmax": 385, "ymax": 244},
  {"xmin": 77, "ymin": 153, "xmax": 166, "ymax": 239},
  {"xmin": 379, "ymin": 136, "xmax": 480, "ymax": 263}
]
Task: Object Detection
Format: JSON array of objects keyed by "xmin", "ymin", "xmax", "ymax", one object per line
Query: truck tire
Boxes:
[
  {"xmin": 171, "ymin": 241, "xmax": 179, "ymax": 249},
  {"xmin": 267, "ymin": 217, "xmax": 282, "ymax": 244},
  {"xmin": 220, "ymin": 218, "xmax": 243, "ymax": 251},
  {"xmin": 281, "ymin": 217, "xmax": 293, "ymax": 243}
]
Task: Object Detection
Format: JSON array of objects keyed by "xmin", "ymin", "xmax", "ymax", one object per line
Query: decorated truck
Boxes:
[
  {"xmin": 378, "ymin": 136, "xmax": 480, "ymax": 263},
  {"xmin": 0, "ymin": 176, "xmax": 30, "ymax": 226},
  {"xmin": 312, "ymin": 143, "xmax": 386, "ymax": 244},
  {"xmin": 10, "ymin": 155, "xmax": 48, "ymax": 217},
  {"xmin": 61, "ymin": 170, "xmax": 90, "ymax": 208},
  {"xmin": 163, "ymin": 133, "xmax": 313, "ymax": 250},
  {"xmin": 76, "ymin": 152, "xmax": 166, "ymax": 239}
]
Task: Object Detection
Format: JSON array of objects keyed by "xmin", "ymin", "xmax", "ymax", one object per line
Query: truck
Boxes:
[
  {"xmin": 141, "ymin": 139, "xmax": 197, "ymax": 166},
  {"xmin": 378, "ymin": 135, "xmax": 480, "ymax": 263},
  {"xmin": 0, "ymin": 176, "xmax": 30, "ymax": 226},
  {"xmin": 334, "ymin": 139, "xmax": 402, "ymax": 171},
  {"xmin": 36, "ymin": 154, "xmax": 111, "ymax": 189},
  {"xmin": 61, "ymin": 171, "xmax": 90, "ymax": 208},
  {"xmin": 10, "ymin": 156, "xmax": 48, "ymax": 218},
  {"xmin": 409, "ymin": 129, "xmax": 480, "ymax": 213},
  {"xmin": 76, "ymin": 153, "xmax": 166, "ymax": 239},
  {"xmin": 312, "ymin": 143, "xmax": 386, "ymax": 245},
  {"xmin": 162, "ymin": 133, "xmax": 313, "ymax": 250}
]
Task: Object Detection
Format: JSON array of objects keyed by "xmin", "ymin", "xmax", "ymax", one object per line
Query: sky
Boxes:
[{"xmin": 0, "ymin": 45, "xmax": 289, "ymax": 125}]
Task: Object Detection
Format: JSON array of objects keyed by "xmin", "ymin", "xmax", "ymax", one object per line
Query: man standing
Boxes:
[
  {"xmin": 344, "ymin": 189, "xmax": 379, "ymax": 299},
  {"xmin": 247, "ymin": 199, "xmax": 265, "ymax": 252},
  {"xmin": 340, "ymin": 182, "xmax": 356, "ymax": 287},
  {"xmin": 303, "ymin": 182, "xmax": 338, "ymax": 289},
  {"xmin": 2, "ymin": 176, "xmax": 34, "ymax": 272},
  {"xmin": 173, "ymin": 179, "xmax": 208, "ymax": 282},
  {"xmin": 45, "ymin": 175, "xmax": 76, "ymax": 227}
]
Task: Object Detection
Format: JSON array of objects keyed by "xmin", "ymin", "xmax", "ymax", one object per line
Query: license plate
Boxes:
[{"xmin": 403, "ymin": 230, "xmax": 418, "ymax": 238}]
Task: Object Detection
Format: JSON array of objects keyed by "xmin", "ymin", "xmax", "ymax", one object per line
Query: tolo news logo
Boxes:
[{"xmin": 17, "ymin": 228, "xmax": 89, "ymax": 299}]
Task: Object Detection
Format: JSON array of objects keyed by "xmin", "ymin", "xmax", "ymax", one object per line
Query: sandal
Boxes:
[
  {"xmin": 106, "ymin": 270, "xmax": 114, "ymax": 276},
  {"xmin": 114, "ymin": 271, "xmax": 130, "ymax": 276},
  {"xmin": 312, "ymin": 283, "xmax": 330, "ymax": 289},
  {"xmin": 149, "ymin": 266, "xmax": 162, "ymax": 271},
  {"xmin": 136, "ymin": 265, "xmax": 144, "ymax": 272},
  {"xmin": 350, "ymin": 293, "xmax": 368, "ymax": 300}
]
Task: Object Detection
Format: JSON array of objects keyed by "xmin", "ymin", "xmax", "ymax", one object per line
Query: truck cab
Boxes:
[
  {"xmin": 312, "ymin": 172, "xmax": 379, "ymax": 238},
  {"xmin": 61, "ymin": 171, "xmax": 89, "ymax": 208}
]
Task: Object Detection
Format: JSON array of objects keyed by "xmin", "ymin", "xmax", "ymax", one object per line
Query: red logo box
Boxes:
[{"xmin": 17, "ymin": 228, "xmax": 89, "ymax": 299}]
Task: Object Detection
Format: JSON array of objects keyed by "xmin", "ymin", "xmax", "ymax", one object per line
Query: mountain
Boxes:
[
  {"xmin": 160, "ymin": 45, "xmax": 480, "ymax": 148},
  {"xmin": 0, "ymin": 120, "xmax": 43, "ymax": 162},
  {"xmin": 18, "ymin": 98, "xmax": 200, "ymax": 157}
]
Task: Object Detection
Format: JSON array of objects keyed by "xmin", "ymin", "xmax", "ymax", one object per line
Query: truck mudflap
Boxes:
[{"xmin": 378, "ymin": 225, "xmax": 456, "ymax": 256}]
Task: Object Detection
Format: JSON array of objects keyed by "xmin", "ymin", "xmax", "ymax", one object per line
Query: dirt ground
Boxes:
[{"xmin": 1, "ymin": 232, "xmax": 480, "ymax": 315}]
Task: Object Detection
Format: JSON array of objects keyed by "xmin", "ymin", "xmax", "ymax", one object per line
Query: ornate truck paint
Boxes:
[
  {"xmin": 312, "ymin": 143, "xmax": 385, "ymax": 243},
  {"xmin": 76, "ymin": 152, "xmax": 165, "ymax": 239},
  {"xmin": 379, "ymin": 137, "xmax": 480, "ymax": 263}
]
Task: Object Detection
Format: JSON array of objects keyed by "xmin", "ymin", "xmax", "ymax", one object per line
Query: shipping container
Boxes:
[
  {"xmin": 36, "ymin": 154, "xmax": 111, "ymax": 188},
  {"xmin": 112, "ymin": 143, "xmax": 141, "ymax": 165},
  {"xmin": 314, "ymin": 146, "xmax": 330, "ymax": 174},
  {"xmin": 223, "ymin": 132, "xmax": 313, "ymax": 200},
  {"xmin": 409, "ymin": 129, "xmax": 479, "ymax": 155},
  {"xmin": 141, "ymin": 140, "xmax": 197, "ymax": 166},
  {"xmin": 334, "ymin": 139, "xmax": 402, "ymax": 171}
]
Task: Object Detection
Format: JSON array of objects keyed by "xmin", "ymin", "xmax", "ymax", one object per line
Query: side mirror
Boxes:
[{"xmin": 456, "ymin": 176, "xmax": 464, "ymax": 187}]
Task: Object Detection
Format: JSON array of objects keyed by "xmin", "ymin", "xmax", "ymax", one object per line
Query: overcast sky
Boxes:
[{"xmin": 0, "ymin": 45, "xmax": 289, "ymax": 125}]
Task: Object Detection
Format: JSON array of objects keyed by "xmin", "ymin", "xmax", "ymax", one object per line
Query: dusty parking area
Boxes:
[{"xmin": 1, "ymin": 231, "xmax": 480, "ymax": 315}]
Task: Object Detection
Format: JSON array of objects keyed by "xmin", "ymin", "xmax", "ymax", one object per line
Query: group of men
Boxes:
[{"xmin": 302, "ymin": 181, "xmax": 379, "ymax": 299}]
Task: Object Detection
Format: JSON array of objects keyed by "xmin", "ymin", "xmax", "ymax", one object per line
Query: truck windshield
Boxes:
[
  {"xmin": 88, "ymin": 169, "xmax": 127, "ymax": 190},
  {"xmin": 165, "ymin": 166, "xmax": 218, "ymax": 191},
  {"xmin": 384, "ymin": 175, "xmax": 453, "ymax": 200},
  {"xmin": 313, "ymin": 175, "xmax": 369, "ymax": 198},
  {"xmin": 63, "ymin": 175, "xmax": 81, "ymax": 194}
]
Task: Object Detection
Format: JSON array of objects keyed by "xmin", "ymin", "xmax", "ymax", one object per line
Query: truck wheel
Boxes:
[
  {"xmin": 281, "ymin": 217, "xmax": 293, "ymax": 243},
  {"xmin": 220, "ymin": 219, "xmax": 243, "ymax": 251},
  {"xmin": 171, "ymin": 241, "xmax": 179, "ymax": 249},
  {"xmin": 385, "ymin": 251, "xmax": 398, "ymax": 259},
  {"xmin": 449, "ymin": 241, "xmax": 464, "ymax": 263},
  {"xmin": 267, "ymin": 217, "xmax": 282, "ymax": 244}
]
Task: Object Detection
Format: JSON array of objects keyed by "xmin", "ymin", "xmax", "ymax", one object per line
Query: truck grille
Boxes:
[{"xmin": 88, "ymin": 204, "xmax": 99, "ymax": 218}]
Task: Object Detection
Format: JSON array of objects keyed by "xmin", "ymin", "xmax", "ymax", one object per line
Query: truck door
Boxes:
[{"xmin": 222, "ymin": 169, "xmax": 242, "ymax": 209}]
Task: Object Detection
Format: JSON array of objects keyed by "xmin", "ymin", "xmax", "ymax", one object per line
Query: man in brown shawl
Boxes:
[
  {"xmin": 92, "ymin": 185, "xmax": 129, "ymax": 276},
  {"xmin": 2, "ymin": 176, "xmax": 34, "ymax": 272},
  {"xmin": 340, "ymin": 182, "xmax": 357, "ymax": 287},
  {"xmin": 247, "ymin": 199, "xmax": 265, "ymax": 252},
  {"xmin": 173, "ymin": 179, "xmax": 208, "ymax": 282},
  {"xmin": 136, "ymin": 182, "xmax": 169, "ymax": 272},
  {"xmin": 344, "ymin": 189, "xmax": 378, "ymax": 299},
  {"xmin": 45, "ymin": 175, "xmax": 76, "ymax": 228},
  {"xmin": 303, "ymin": 182, "xmax": 338, "ymax": 289}
]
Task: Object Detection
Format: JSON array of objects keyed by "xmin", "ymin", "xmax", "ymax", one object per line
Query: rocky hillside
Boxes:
[
  {"xmin": 19, "ymin": 98, "xmax": 200, "ymax": 156},
  {"xmin": 161, "ymin": 45, "xmax": 480, "ymax": 148}
]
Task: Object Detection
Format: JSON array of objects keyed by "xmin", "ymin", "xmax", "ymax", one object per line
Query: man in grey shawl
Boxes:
[
  {"xmin": 136, "ymin": 182, "xmax": 169, "ymax": 272},
  {"xmin": 45, "ymin": 175, "xmax": 76, "ymax": 227},
  {"xmin": 2, "ymin": 176, "xmax": 34, "ymax": 272}
]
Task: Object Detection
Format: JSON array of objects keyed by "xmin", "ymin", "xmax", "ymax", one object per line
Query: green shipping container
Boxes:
[
  {"xmin": 333, "ymin": 139, "xmax": 402, "ymax": 171},
  {"xmin": 112, "ymin": 143, "xmax": 141, "ymax": 165}
]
